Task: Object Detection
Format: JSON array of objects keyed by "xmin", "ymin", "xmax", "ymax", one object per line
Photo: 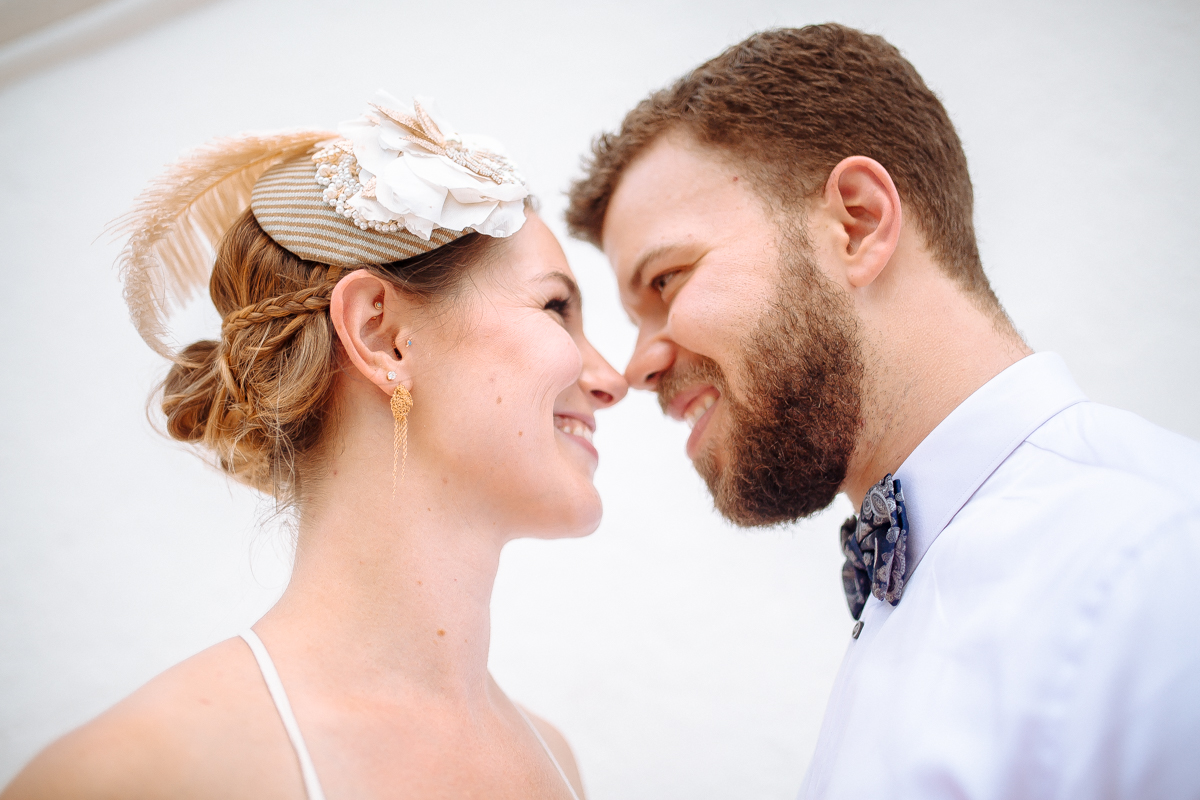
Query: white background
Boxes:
[{"xmin": 1, "ymin": 1, "xmax": 1197, "ymax": 797}]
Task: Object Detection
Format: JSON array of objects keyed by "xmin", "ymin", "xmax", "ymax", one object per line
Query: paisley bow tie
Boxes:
[{"xmin": 840, "ymin": 473, "xmax": 909, "ymax": 621}]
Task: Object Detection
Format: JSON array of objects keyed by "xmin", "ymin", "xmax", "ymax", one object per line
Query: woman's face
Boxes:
[{"xmin": 409, "ymin": 214, "xmax": 627, "ymax": 539}]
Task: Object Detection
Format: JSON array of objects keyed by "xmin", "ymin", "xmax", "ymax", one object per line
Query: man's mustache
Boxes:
[{"xmin": 655, "ymin": 357, "xmax": 729, "ymax": 416}]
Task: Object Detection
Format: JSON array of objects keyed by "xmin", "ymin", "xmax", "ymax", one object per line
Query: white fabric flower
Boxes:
[{"xmin": 336, "ymin": 91, "xmax": 529, "ymax": 240}]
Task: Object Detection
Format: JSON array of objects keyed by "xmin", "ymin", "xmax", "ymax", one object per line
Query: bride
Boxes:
[{"xmin": 2, "ymin": 93, "xmax": 625, "ymax": 799}]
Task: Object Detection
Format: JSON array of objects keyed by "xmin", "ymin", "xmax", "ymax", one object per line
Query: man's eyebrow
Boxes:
[
  {"xmin": 628, "ymin": 244, "xmax": 685, "ymax": 292},
  {"xmin": 540, "ymin": 271, "xmax": 581, "ymax": 304}
]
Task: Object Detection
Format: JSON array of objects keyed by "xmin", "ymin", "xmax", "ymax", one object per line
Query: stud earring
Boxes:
[
  {"xmin": 387, "ymin": 371, "xmax": 396, "ymax": 381},
  {"xmin": 374, "ymin": 301, "xmax": 383, "ymax": 310},
  {"xmin": 390, "ymin": 383, "xmax": 413, "ymax": 493},
  {"xmin": 406, "ymin": 338, "xmax": 412, "ymax": 347}
]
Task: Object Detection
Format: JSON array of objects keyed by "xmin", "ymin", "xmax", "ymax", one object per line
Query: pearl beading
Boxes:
[{"xmin": 312, "ymin": 142, "xmax": 405, "ymax": 234}]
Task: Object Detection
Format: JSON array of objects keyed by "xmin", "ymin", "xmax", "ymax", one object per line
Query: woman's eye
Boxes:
[{"xmin": 544, "ymin": 297, "xmax": 570, "ymax": 318}]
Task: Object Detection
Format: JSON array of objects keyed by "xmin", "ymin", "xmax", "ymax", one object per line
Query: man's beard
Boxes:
[{"xmin": 657, "ymin": 242, "xmax": 865, "ymax": 527}]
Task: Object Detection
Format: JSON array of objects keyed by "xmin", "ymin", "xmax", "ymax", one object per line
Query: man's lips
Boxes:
[
  {"xmin": 665, "ymin": 385, "xmax": 721, "ymax": 427},
  {"xmin": 663, "ymin": 386, "xmax": 721, "ymax": 460}
]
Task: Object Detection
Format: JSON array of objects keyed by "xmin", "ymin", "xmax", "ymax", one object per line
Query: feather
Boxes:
[{"xmin": 109, "ymin": 128, "xmax": 336, "ymax": 358}]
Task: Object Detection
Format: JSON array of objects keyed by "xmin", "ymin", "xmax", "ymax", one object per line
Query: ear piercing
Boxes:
[
  {"xmin": 406, "ymin": 338, "xmax": 412, "ymax": 347},
  {"xmin": 374, "ymin": 301, "xmax": 383, "ymax": 310},
  {"xmin": 387, "ymin": 371, "xmax": 396, "ymax": 381}
]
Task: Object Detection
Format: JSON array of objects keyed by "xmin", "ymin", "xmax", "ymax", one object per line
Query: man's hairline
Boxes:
[{"xmin": 596, "ymin": 126, "xmax": 822, "ymax": 256}]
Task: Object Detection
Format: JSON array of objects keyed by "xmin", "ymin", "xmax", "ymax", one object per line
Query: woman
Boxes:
[{"xmin": 3, "ymin": 93, "xmax": 625, "ymax": 799}]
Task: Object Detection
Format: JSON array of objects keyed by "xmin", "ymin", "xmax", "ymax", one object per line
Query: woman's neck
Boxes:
[{"xmin": 258, "ymin": 462, "xmax": 507, "ymax": 706}]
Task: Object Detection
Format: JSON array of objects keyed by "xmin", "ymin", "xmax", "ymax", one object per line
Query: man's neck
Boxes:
[{"xmin": 842, "ymin": 268, "xmax": 1031, "ymax": 509}]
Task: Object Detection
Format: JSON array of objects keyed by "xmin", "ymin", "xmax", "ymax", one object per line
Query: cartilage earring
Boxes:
[
  {"xmin": 374, "ymin": 301, "xmax": 383, "ymax": 310},
  {"xmin": 390, "ymin": 383, "xmax": 413, "ymax": 493}
]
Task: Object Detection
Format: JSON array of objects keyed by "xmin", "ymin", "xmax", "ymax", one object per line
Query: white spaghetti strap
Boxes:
[
  {"xmin": 240, "ymin": 630, "xmax": 328, "ymax": 800},
  {"xmin": 515, "ymin": 704, "xmax": 582, "ymax": 800}
]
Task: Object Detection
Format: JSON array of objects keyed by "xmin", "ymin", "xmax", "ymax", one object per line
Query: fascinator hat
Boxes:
[{"xmin": 113, "ymin": 91, "xmax": 530, "ymax": 358}]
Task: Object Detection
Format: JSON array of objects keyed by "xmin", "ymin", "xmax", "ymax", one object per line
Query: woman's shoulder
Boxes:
[
  {"xmin": 521, "ymin": 709, "xmax": 587, "ymax": 800},
  {"xmin": 2, "ymin": 637, "xmax": 304, "ymax": 800}
]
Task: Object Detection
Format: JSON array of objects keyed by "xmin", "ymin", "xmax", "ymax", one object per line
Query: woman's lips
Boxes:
[{"xmin": 555, "ymin": 413, "xmax": 598, "ymax": 461}]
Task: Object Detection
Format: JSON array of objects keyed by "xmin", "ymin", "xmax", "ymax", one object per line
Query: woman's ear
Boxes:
[
  {"xmin": 329, "ymin": 271, "xmax": 414, "ymax": 394},
  {"xmin": 821, "ymin": 156, "xmax": 903, "ymax": 289}
]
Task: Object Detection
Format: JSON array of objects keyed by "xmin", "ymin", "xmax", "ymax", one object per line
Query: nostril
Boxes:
[{"xmin": 591, "ymin": 389, "xmax": 614, "ymax": 404}]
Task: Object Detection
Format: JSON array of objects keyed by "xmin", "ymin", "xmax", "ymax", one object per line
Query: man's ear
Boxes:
[
  {"xmin": 821, "ymin": 156, "xmax": 903, "ymax": 288},
  {"xmin": 328, "ymin": 270, "xmax": 415, "ymax": 395}
]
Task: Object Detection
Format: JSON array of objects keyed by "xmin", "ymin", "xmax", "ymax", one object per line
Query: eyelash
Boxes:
[
  {"xmin": 650, "ymin": 270, "xmax": 679, "ymax": 294},
  {"xmin": 545, "ymin": 296, "xmax": 571, "ymax": 317}
]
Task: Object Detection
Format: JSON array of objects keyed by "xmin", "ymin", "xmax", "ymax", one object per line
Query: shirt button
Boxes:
[{"xmin": 852, "ymin": 621, "xmax": 864, "ymax": 639}]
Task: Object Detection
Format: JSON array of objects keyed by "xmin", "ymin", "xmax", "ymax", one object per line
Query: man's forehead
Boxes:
[{"xmin": 602, "ymin": 138, "xmax": 736, "ymax": 273}]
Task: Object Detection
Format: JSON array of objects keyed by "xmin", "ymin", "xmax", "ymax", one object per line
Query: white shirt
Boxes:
[{"xmin": 799, "ymin": 353, "xmax": 1200, "ymax": 800}]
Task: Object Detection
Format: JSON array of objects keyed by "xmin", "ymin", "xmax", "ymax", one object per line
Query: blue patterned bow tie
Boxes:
[{"xmin": 840, "ymin": 473, "xmax": 909, "ymax": 621}]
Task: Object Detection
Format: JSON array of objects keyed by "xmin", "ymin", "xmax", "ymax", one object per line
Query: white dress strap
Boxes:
[
  {"xmin": 515, "ymin": 704, "xmax": 582, "ymax": 800},
  {"xmin": 240, "ymin": 630, "xmax": 328, "ymax": 800}
]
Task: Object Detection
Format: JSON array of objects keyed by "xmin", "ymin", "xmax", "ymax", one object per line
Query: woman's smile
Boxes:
[{"xmin": 554, "ymin": 412, "xmax": 598, "ymax": 461}]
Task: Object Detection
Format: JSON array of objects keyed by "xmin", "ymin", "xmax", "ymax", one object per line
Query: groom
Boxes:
[{"xmin": 567, "ymin": 24, "xmax": 1200, "ymax": 799}]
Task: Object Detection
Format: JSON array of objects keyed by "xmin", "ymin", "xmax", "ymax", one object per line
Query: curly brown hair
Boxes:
[
  {"xmin": 567, "ymin": 24, "xmax": 998, "ymax": 306},
  {"xmin": 160, "ymin": 210, "xmax": 506, "ymax": 505}
]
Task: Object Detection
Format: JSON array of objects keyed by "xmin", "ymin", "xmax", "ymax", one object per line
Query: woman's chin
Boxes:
[{"xmin": 532, "ymin": 483, "xmax": 603, "ymax": 540}]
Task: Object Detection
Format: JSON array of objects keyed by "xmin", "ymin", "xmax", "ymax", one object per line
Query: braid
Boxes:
[{"xmin": 221, "ymin": 267, "xmax": 347, "ymax": 339}]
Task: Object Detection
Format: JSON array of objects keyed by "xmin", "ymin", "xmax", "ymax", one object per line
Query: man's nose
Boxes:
[{"xmin": 624, "ymin": 334, "xmax": 674, "ymax": 391}]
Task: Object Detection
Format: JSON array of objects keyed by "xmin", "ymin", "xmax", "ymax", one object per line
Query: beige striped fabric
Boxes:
[{"xmin": 250, "ymin": 155, "xmax": 463, "ymax": 266}]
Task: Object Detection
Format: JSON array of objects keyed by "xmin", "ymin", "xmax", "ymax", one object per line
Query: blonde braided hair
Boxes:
[
  {"xmin": 162, "ymin": 212, "xmax": 352, "ymax": 499},
  {"xmin": 158, "ymin": 207, "xmax": 511, "ymax": 507}
]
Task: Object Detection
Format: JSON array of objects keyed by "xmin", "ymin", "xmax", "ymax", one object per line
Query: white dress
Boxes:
[{"xmin": 240, "ymin": 629, "xmax": 581, "ymax": 800}]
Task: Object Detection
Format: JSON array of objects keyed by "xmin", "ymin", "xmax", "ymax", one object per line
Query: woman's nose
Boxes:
[{"xmin": 581, "ymin": 341, "xmax": 628, "ymax": 409}]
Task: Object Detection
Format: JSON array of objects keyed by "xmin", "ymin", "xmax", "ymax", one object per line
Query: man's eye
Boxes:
[{"xmin": 650, "ymin": 270, "xmax": 679, "ymax": 294}]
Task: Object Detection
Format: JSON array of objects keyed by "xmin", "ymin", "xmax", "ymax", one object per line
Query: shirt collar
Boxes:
[{"xmin": 893, "ymin": 352, "xmax": 1087, "ymax": 580}]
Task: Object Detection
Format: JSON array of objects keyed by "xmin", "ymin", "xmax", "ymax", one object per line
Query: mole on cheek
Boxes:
[
  {"xmin": 518, "ymin": 431, "xmax": 523, "ymax": 436},
  {"xmin": 437, "ymin": 629, "xmax": 445, "ymax": 637},
  {"xmin": 496, "ymin": 396, "xmax": 502, "ymax": 404}
]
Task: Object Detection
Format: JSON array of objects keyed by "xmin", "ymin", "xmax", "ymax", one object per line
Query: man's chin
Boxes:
[{"xmin": 696, "ymin": 443, "xmax": 844, "ymax": 528}]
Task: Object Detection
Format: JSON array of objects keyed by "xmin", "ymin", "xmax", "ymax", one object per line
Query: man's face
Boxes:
[{"xmin": 602, "ymin": 134, "xmax": 864, "ymax": 525}]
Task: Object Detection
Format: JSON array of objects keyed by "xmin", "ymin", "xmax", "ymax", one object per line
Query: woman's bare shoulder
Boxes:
[
  {"xmin": 522, "ymin": 709, "xmax": 587, "ymax": 800},
  {"xmin": 2, "ymin": 637, "xmax": 303, "ymax": 800}
]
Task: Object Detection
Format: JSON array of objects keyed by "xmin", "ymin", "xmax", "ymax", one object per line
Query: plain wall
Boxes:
[{"xmin": 1, "ymin": 1, "xmax": 1197, "ymax": 797}]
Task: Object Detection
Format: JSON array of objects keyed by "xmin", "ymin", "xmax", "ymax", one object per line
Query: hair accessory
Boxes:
[
  {"xmin": 251, "ymin": 92, "xmax": 529, "ymax": 268},
  {"xmin": 112, "ymin": 91, "xmax": 530, "ymax": 360},
  {"xmin": 390, "ymin": 383, "xmax": 414, "ymax": 492},
  {"xmin": 111, "ymin": 129, "xmax": 333, "ymax": 358}
]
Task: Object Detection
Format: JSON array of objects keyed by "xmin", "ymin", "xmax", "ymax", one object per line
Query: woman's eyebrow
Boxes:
[{"xmin": 539, "ymin": 271, "xmax": 581, "ymax": 305}]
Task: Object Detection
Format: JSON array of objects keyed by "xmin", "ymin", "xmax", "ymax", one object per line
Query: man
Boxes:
[{"xmin": 566, "ymin": 24, "xmax": 1200, "ymax": 799}]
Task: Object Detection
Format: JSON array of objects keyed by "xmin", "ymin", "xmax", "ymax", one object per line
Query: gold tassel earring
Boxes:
[{"xmin": 390, "ymin": 382, "xmax": 413, "ymax": 494}]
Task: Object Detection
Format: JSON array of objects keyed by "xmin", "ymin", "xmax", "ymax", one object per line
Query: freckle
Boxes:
[
  {"xmin": 417, "ymin": 580, "xmax": 422, "ymax": 585},
  {"xmin": 518, "ymin": 431, "xmax": 523, "ymax": 436},
  {"xmin": 496, "ymin": 396, "xmax": 502, "ymax": 404},
  {"xmin": 437, "ymin": 629, "xmax": 445, "ymax": 637},
  {"xmin": 442, "ymin": 476, "xmax": 449, "ymax": 484}
]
